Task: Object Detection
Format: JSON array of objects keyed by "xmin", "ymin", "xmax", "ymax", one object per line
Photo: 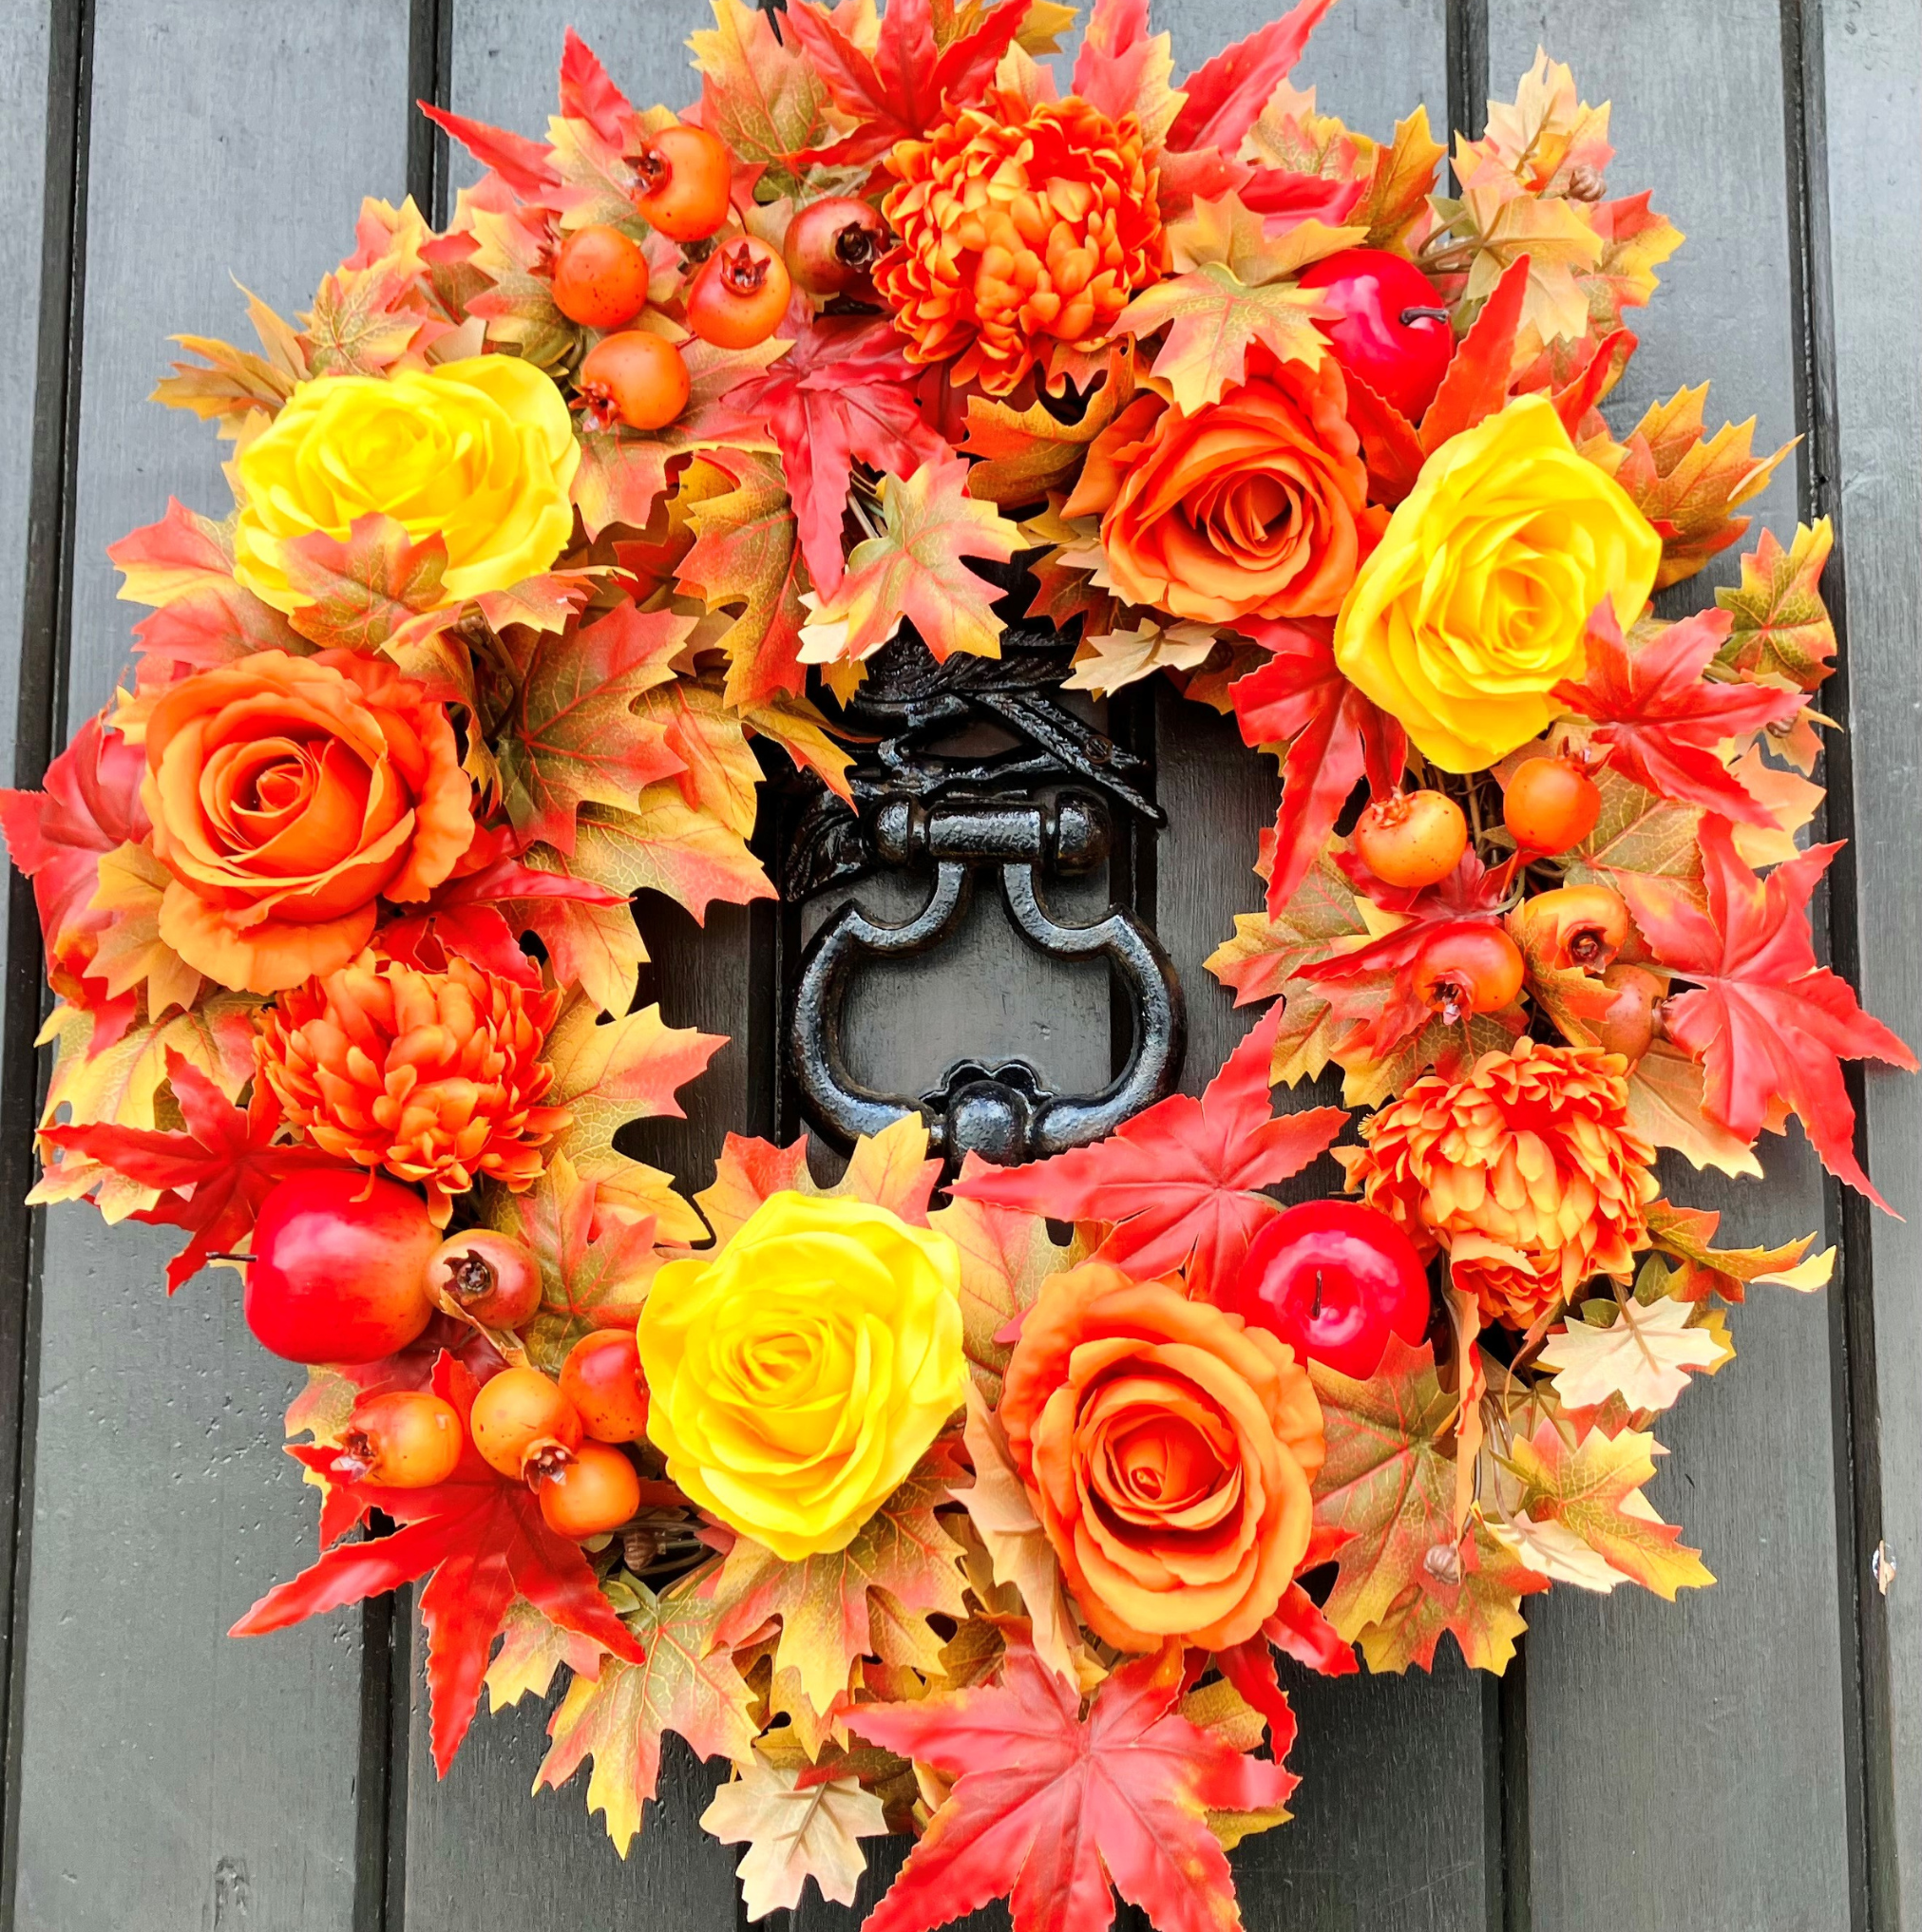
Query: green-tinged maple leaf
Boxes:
[
  {"xmin": 1357, "ymin": 107, "xmax": 1445, "ymax": 251},
  {"xmin": 959, "ymin": 350, "xmax": 1135, "ymax": 508},
  {"xmin": 1623, "ymin": 1043, "xmax": 1761, "ymax": 1180},
  {"xmin": 1500, "ymin": 1422, "xmax": 1713, "ymax": 1600},
  {"xmin": 497, "ymin": 602, "xmax": 690, "ymax": 854},
  {"xmin": 485, "ymin": 1596, "xmax": 609, "ymax": 1711},
  {"xmin": 1582, "ymin": 190, "xmax": 1684, "ymax": 332},
  {"xmin": 1114, "ymin": 244, "xmax": 1329, "ymax": 413},
  {"xmin": 929, "ymin": 1154, "xmax": 1071, "ymax": 1401},
  {"xmin": 561, "ymin": 786, "xmax": 774, "ymax": 922},
  {"xmin": 301, "ymin": 243, "xmax": 428, "ymax": 376},
  {"xmin": 516, "ymin": 851, "xmax": 652, "ymax": 1021},
  {"xmin": 153, "ymin": 331, "xmax": 298, "ymax": 426},
  {"xmin": 539, "ymin": 1564, "xmax": 759, "ymax": 1855},
  {"xmin": 1714, "ymin": 518, "xmax": 1836, "ymax": 691},
  {"xmin": 1562, "ymin": 766, "xmax": 1703, "ymax": 888},
  {"xmin": 33, "ymin": 994, "xmax": 260, "ymax": 1218},
  {"xmin": 1165, "ymin": 198, "xmax": 1362, "ymax": 286},
  {"xmin": 739, "ymin": 691, "xmax": 855, "ymax": 803},
  {"xmin": 541, "ymin": 993, "xmax": 725, "ymax": 1178},
  {"xmin": 1597, "ymin": 385, "xmax": 1796, "ymax": 591},
  {"xmin": 714, "ymin": 1448, "xmax": 968, "ymax": 1717},
  {"xmin": 1335, "ymin": 1009, "xmax": 1521, "ymax": 1111},
  {"xmin": 677, "ymin": 450, "xmax": 810, "ymax": 708},
  {"xmin": 485, "ymin": 1152, "xmax": 664, "ymax": 1372},
  {"xmin": 701, "ymin": 1754, "xmax": 890, "ymax": 1919},
  {"xmin": 639, "ymin": 677, "xmax": 763, "ymax": 838},
  {"xmin": 1643, "ymin": 1199, "xmax": 1832, "ymax": 1302},
  {"xmin": 799, "ymin": 455, "xmax": 1023, "ymax": 666},
  {"xmin": 1443, "ymin": 183, "xmax": 1603, "ymax": 350},
  {"xmin": 86, "ymin": 842, "xmax": 200, "ymax": 1020},
  {"xmin": 1537, "ymin": 1295, "xmax": 1727, "ymax": 1413},
  {"xmin": 691, "ymin": 0, "xmax": 832, "ymax": 196},
  {"xmin": 1308, "ymin": 1336, "xmax": 1463, "ymax": 1645},
  {"xmin": 1354, "ymin": 1514, "xmax": 1546, "ymax": 1674},
  {"xmin": 278, "ymin": 515, "xmax": 447, "ymax": 651}
]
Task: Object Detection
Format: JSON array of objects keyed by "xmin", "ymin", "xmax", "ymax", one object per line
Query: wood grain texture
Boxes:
[
  {"xmin": 1480, "ymin": 8, "xmax": 1859, "ymax": 1927},
  {"xmin": 7, "ymin": 6, "xmax": 412, "ymax": 1929},
  {"xmin": 1813, "ymin": 0, "xmax": 1922, "ymax": 1923},
  {"xmin": 1151, "ymin": 9, "xmax": 1506, "ymax": 1929},
  {"xmin": 395, "ymin": 9, "xmax": 742, "ymax": 1928}
]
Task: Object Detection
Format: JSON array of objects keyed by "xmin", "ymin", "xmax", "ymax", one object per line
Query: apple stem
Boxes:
[
  {"xmin": 204, "ymin": 1251, "xmax": 253, "ymax": 1264},
  {"xmin": 1400, "ymin": 305, "xmax": 1451, "ymax": 326},
  {"xmin": 1311, "ymin": 1270, "xmax": 1324, "ymax": 1318}
]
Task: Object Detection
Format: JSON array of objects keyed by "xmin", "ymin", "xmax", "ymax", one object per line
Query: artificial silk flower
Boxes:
[
  {"xmin": 637, "ymin": 1191, "xmax": 966, "ymax": 1559},
  {"xmin": 1332, "ymin": 394, "xmax": 1661, "ymax": 770},
  {"xmin": 231, "ymin": 354, "xmax": 580, "ymax": 613}
]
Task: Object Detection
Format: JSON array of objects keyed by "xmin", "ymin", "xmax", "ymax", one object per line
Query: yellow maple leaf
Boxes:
[
  {"xmin": 86, "ymin": 841, "xmax": 201, "ymax": 1020},
  {"xmin": 1538, "ymin": 1295, "xmax": 1727, "ymax": 1412}
]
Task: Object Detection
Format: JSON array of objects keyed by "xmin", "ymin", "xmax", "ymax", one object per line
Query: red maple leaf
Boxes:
[
  {"xmin": 0, "ymin": 713, "xmax": 150, "ymax": 1026},
  {"xmin": 856, "ymin": 1638, "xmax": 1295, "ymax": 1932},
  {"xmin": 1166, "ymin": 0, "xmax": 1335, "ymax": 157},
  {"xmin": 1618, "ymin": 817, "xmax": 1915, "ymax": 1208},
  {"xmin": 951, "ymin": 1006, "xmax": 1346, "ymax": 1297},
  {"xmin": 785, "ymin": 0, "xmax": 1026, "ymax": 170},
  {"xmin": 233, "ymin": 1352, "xmax": 644, "ymax": 1774},
  {"xmin": 1553, "ymin": 604, "xmax": 1803, "ymax": 825},
  {"xmin": 1230, "ymin": 617, "xmax": 1406, "ymax": 915},
  {"xmin": 702, "ymin": 315, "xmax": 948, "ymax": 595},
  {"xmin": 39, "ymin": 1051, "xmax": 350, "ymax": 1291}
]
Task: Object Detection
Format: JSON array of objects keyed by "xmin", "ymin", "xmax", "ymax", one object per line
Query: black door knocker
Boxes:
[{"xmin": 781, "ymin": 623, "xmax": 1187, "ymax": 1169}]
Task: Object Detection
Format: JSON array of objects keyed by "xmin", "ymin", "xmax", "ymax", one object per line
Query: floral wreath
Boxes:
[{"xmin": 6, "ymin": 3, "xmax": 1911, "ymax": 1926}]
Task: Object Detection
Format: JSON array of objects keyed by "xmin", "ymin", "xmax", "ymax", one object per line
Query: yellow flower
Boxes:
[
  {"xmin": 1332, "ymin": 394, "xmax": 1660, "ymax": 771},
  {"xmin": 231, "ymin": 355, "xmax": 580, "ymax": 614},
  {"xmin": 637, "ymin": 1191, "xmax": 966, "ymax": 1559}
]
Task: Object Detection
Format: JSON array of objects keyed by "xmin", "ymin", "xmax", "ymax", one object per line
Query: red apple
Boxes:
[
  {"xmin": 244, "ymin": 1170, "xmax": 438, "ymax": 1363},
  {"xmin": 1220, "ymin": 1200, "xmax": 1431, "ymax": 1380},
  {"xmin": 1296, "ymin": 247, "xmax": 1454, "ymax": 424}
]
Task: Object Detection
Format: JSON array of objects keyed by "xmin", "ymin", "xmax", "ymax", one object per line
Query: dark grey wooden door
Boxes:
[{"xmin": 0, "ymin": 2, "xmax": 1916, "ymax": 1928}]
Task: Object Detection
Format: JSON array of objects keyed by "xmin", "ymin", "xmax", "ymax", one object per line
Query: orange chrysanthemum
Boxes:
[
  {"xmin": 878, "ymin": 91, "xmax": 1164, "ymax": 397},
  {"xmin": 257, "ymin": 955, "xmax": 569, "ymax": 1226},
  {"xmin": 1337, "ymin": 1037, "xmax": 1659, "ymax": 1329}
]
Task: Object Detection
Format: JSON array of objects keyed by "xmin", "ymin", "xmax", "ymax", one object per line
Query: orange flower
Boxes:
[
  {"xmin": 1065, "ymin": 356, "xmax": 1384, "ymax": 623},
  {"xmin": 140, "ymin": 649, "xmax": 472, "ymax": 994},
  {"xmin": 998, "ymin": 1262, "xmax": 1324, "ymax": 1651},
  {"xmin": 257, "ymin": 956, "xmax": 569, "ymax": 1225},
  {"xmin": 878, "ymin": 92, "xmax": 1164, "ymax": 397},
  {"xmin": 1337, "ymin": 1037, "xmax": 1659, "ymax": 1329}
]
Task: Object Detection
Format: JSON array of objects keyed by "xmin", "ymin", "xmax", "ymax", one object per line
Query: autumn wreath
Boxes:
[{"xmin": 5, "ymin": 3, "xmax": 1909, "ymax": 1927}]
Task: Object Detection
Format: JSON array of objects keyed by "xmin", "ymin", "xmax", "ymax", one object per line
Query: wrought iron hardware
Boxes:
[{"xmin": 782, "ymin": 624, "xmax": 1186, "ymax": 1168}]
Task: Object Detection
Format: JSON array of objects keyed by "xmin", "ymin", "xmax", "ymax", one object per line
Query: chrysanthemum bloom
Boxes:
[
  {"xmin": 1337, "ymin": 1036, "xmax": 1659, "ymax": 1329},
  {"xmin": 257, "ymin": 956, "xmax": 568, "ymax": 1225},
  {"xmin": 878, "ymin": 91, "xmax": 1164, "ymax": 396}
]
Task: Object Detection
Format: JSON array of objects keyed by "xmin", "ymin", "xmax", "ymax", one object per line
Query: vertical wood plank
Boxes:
[
  {"xmin": 1810, "ymin": 0, "xmax": 1922, "ymax": 1923},
  {"xmin": 1477, "ymin": 8, "xmax": 1860, "ymax": 1927},
  {"xmin": 1152, "ymin": 8, "xmax": 1504, "ymax": 1930},
  {"xmin": 395, "ymin": 8, "xmax": 742, "ymax": 1927},
  {"xmin": 8, "ymin": 6, "xmax": 411, "ymax": 1929}
]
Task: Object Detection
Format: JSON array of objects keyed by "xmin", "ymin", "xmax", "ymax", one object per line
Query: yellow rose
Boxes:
[
  {"xmin": 637, "ymin": 1191, "xmax": 967, "ymax": 1559},
  {"xmin": 1333, "ymin": 394, "xmax": 1660, "ymax": 771},
  {"xmin": 231, "ymin": 355, "xmax": 580, "ymax": 614}
]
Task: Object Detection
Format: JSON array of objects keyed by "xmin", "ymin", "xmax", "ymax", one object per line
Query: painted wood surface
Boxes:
[{"xmin": 0, "ymin": 3, "xmax": 1912, "ymax": 1929}]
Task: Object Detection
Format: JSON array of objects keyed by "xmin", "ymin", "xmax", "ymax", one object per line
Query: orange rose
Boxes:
[
  {"xmin": 998, "ymin": 1263, "xmax": 1324, "ymax": 1651},
  {"xmin": 1066, "ymin": 356, "xmax": 1384, "ymax": 624},
  {"xmin": 140, "ymin": 649, "xmax": 472, "ymax": 994}
]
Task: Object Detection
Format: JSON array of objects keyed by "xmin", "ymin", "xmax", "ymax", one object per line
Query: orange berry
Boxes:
[
  {"xmin": 784, "ymin": 197, "xmax": 887, "ymax": 295},
  {"xmin": 1353, "ymin": 789, "xmax": 1469, "ymax": 889},
  {"xmin": 1414, "ymin": 926, "xmax": 1525, "ymax": 1022},
  {"xmin": 1503, "ymin": 756, "xmax": 1601, "ymax": 853},
  {"xmin": 468, "ymin": 1367, "xmax": 582, "ymax": 1480},
  {"xmin": 578, "ymin": 330, "xmax": 689, "ymax": 431},
  {"xmin": 330, "ymin": 1392, "xmax": 463, "ymax": 1489},
  {"xmin": 536, "ymin": 1441, "xmax": 642, "ymax": 1539},
  {"xmin": 425, "ymin": 1230, "xmax": 542, "ymax": 1330},
  {"xmin": 560, "ymin": 1330, "xmax": 650, "ymax": 1443},
  {"xmin": 1592, "ymin": 963, "xmax": 1667, "ymax": 1063},
  {"xmin": 1518, "ymin": 884, "xmax": 1632, "ymax": 973},
  {"xmin": 686, "ymin": 237, "xmax": 791, "ymax": 349},
  {"xmin": 630, "ymin": 124, "xmax": 732, "ymax": 241},
  {"xmin": 550, "ymin": 223, "xmax": 650, "ymax": 330}
]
